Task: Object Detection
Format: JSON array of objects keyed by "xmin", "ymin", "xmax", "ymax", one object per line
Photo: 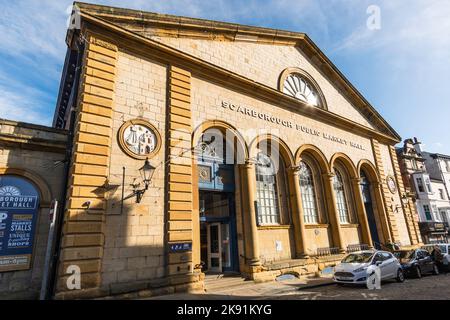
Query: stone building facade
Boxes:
[
  {"xmin": 0, "ymin": 119, "xmax": 67, "ymax": 299},
  {"xmin": 397, "ymin": 138, "xmax": 450, "ymax": 243},
  {"xmin": 0, "ymin": 2, "xmax": 423, "ymax": 299}
]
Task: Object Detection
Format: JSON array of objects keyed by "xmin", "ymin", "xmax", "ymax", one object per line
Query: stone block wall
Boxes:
[{"xmin": 100, "ymin": 49, "xmax": 168, "ymax": 294}]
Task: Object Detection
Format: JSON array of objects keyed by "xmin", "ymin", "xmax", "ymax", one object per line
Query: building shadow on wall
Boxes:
[{"xmin": 89, "ymin": 183, "xmax": 166, "ymax": 296}]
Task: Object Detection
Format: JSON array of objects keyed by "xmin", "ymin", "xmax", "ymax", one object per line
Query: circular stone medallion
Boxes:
[{"xmin": 118, "ymin": 119, "xmax": 161, "ymax": 159}]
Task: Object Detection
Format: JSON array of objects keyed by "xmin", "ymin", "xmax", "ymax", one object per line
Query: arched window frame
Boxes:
[
  {"xmin": 278, "ymin": 68, "xmax": 328, "ymax": 110},
  {"xmin": 299, "ymin": 160, "xmax": 320, "ymax": 224},
  {"xmin": 255, "ymin": 152, "xmax": 282, "ymax": 226},
  {"xmin": 333, "ymin": 168, "xmax": 351, "ymax": 224}
]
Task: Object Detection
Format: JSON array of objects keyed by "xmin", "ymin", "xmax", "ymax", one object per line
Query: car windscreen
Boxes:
[
  {"xmin": 439, "ymin": 245, "xmax": 448, "ymax": 254},
  {"xmin": 394, "ymin": 250, "xmax": 415, "ymax": 261},
  {"xmin": 341, "ymin": 252, "xmax": 373, "ymax": 263}
]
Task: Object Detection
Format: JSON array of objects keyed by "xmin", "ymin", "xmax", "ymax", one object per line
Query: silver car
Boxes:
[{"xmin": 333, "ymin": 250, "xmax": 405, "ymax": 285}]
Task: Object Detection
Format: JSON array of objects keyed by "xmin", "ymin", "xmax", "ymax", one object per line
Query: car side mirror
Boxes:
[{"xmin": 375, "ymin": 261, "xmax": 382, "ymax": 266}]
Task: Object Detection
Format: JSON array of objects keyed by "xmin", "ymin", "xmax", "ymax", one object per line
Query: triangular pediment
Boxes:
[{"xmin": 74, "ymin": 2, "xmax": 401, "ymax": 141}]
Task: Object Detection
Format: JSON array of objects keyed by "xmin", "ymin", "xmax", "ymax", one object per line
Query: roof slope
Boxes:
[{"xmin": 73, "ymin": 2, "xmax": 401, "ymax": 141}]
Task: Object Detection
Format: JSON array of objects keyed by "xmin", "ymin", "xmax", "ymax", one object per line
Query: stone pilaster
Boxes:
[
  {"xmin": 371, "ymin": 138, "xmax": 397, "ymax": 243},
  {"xmin": 166, "ymin": 65, "xmax": 194, "ymax": 276},
  {"xmin": 322, "ymin": 173, "xmax": 345, "ymax": 253},
  {"xmin": 287, "ymin": 166, "xmax": 309, "ymax": 257},
  {"xmin": 241, "ymin": 161, "xmax": 261, "ymax": 269},
  {"xmin": 56, "ymin": 33, "xmax": 118, "ymax": 298}
]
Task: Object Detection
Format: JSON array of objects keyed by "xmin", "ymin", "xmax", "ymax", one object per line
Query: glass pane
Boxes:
[
  {"xmin": 210, "ymin": 258, "xmax": 220, "ymax": 267},
  {"xmin": 210, "ymin": 225, "xmax": 219, "ymax": 254},
  {"xmin": 299, "ymin": 162, "xmax": 318, "ymax": 224},
  {"xmin": 255, "ymin": 153, "xmax": 280, "ymax": 225},
  {"xmin": 360, "ymin": 173, "xmax": 372, "ymax": 204},
  {"xmin": 333, "ymin": 170, "xmax": 350, "ymax": 224},
  {"xmin": 221, "ymin": 224, "xmax": 231, "ymax": 268},
  {"xmin": 200, "ymin": 192, "xmax": 230, "ymax": 218}
]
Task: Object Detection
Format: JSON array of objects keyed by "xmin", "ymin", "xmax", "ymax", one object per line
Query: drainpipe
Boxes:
[{"xmin": 44, "ymin": 35, "xmax": 85, "ymax": 299}]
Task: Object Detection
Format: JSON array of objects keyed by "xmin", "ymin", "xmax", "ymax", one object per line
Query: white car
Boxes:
[{"xmin": 333, "ymin": 250, "xmax": 405, "ymax": 285}]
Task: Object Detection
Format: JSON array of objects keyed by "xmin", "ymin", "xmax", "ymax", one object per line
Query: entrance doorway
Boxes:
[
  {"xmin": 199, "ymin": 191, "xmax": 238, "ymax": 273},
  {"xmin": 360, "ymin": 171, "xmax": 381, "ymax": 248},
  {"xmin": 196, "ymin": 129, "xmax": 239, "ymax": 274}
]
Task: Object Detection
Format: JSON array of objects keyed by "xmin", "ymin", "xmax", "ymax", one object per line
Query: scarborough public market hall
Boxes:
[{"xmin": 0, "ymin": 2, "xmax": 423, "ymax": 299}]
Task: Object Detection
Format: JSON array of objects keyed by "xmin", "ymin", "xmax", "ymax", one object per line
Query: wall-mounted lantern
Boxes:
[
  {"xmin": 401, "ymin": 193, "xmax": 410, "ymax": 205},
  {"xmin": 134, "ymin": 157, "xmax": 156, "ymax": 203}
]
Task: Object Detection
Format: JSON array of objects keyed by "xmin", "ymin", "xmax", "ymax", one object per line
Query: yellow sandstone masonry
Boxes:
[
  {"xmin": 166, "ymin": 65, "xmax": 194, "ymax": 276},
  {"xmin": 371, "ymin": 139, "xmax": 399, "ymax": 243},
  {"xmin": 55, "ymin": 34, "xmax": 118, "ymax": 296}
]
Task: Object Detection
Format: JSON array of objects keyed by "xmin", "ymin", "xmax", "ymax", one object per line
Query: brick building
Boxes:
[{"xmin": 0, "ymin": 2, "xmax": 423, "ymax": 299}]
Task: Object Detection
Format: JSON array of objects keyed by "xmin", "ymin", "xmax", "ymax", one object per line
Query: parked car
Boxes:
[
  {"xmin": 394, "ymin": 249, "xmax": 439, "ymax": 278},
  {"xmin": 421, "ymin": 244, "xmax": 450, "ymax": 271},
  {"xmin": 333, "ymin": 250, "xmax": 404, "ymax": 285}
]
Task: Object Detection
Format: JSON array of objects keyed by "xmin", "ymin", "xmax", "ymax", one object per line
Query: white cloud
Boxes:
[
  {"xmin": 0, "ymin": 86, "xmax": 52, "ymax": 126},
  {"xmin": 333, "ymin": 0, "xmax": 450, "ymax": 61},
  {"xmin": 0, "ymin": 0, "xmax": 69, "ymax": 60}
]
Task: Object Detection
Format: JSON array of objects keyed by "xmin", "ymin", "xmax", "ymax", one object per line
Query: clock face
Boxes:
[
  {"xmin": 387, "ymin": 176, "xmax": 397, "ymax": 194},
  {"xmin": 119, "ymin": 120, "xmax": 161, "ymax": 159}
]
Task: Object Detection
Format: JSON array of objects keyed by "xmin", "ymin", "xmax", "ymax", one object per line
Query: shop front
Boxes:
[{"xmin": 419, "ymin": 222, "xmax": 449, "ymax": 244}]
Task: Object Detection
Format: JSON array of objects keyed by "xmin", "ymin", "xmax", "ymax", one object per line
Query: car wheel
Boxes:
[
  {"xmin": 432, "ymin": 264, "xmax": 440, "ymax": 275},
  {"xmin": 396, "ymin": 269, "xmax": 405, "ymax": 283},
  {"xmin": 415, "ymin": 266, "xmax": 422, "ymax": 278}
]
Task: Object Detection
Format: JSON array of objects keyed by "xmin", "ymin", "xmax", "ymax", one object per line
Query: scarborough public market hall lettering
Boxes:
[{"xmin": 221, "ymin": 101, "xmax": 366, "ymax": 151}]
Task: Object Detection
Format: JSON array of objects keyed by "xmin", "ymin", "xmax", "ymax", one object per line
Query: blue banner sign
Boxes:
[
  {"xmin": 169, "ymin": 242, "xmax": 192, "ymax": 252},
  {"xmin": 0, "ymin": 176, "xmax": 40, "ymax": 272}
]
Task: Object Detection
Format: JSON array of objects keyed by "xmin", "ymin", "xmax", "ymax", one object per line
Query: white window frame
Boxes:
[
  {"xmin": 416, "ymin": 177, "xmax": 425, "ymax": 193},
  {"xmin": 333, "ymin": 169, "xmax": 350, "ymax": 224},
  {"xmin": 255, "ymin": 153, "xmax": 281, "ymax": 225},
  {"xmin": 299, "ymin": 161, "xmax": 319, "ymax": 224}
]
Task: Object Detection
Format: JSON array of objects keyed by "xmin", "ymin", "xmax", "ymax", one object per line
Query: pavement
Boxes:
[
  {"xmin": 147, "ymin": 271, "xmax": 450, "ymax": 300},
  {"xmin": 147, "ymin": 275, "xmax": 335, "ymax": 300}
]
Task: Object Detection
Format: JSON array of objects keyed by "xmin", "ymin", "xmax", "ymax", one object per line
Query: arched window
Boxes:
[
  {"xmin": 255, "ymin": 152, "xmax": 280, "ymax": 225},
  {"xmin": 299, "ymin": 161, "xmax": 319, "ymax": 224},
  {"xmin": 333, "ymin": 169, "xmax": 350, "ymax": 224},
  {"xmin": 279, "ymin": 68, "xmax": 327, "ymax": 110},
  {"xmin": 283, "ymin": 73, "xmax": 319, "ymax": 107}
]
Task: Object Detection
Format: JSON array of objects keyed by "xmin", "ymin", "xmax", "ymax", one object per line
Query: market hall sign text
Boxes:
[
  {"xmin": 221, "ymin": 101, "xmax": 365, "ymax": 151},
  {"xmin": 0, "ymin": 176, "xmax": 40, "ymax": 272}
]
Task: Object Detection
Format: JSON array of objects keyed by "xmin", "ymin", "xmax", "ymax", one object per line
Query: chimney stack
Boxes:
[{"xmin": 413, "ymin": 137, "xmax": 422, "ymax": 153}]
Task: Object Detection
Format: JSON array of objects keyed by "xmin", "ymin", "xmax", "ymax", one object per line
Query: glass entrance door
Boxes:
[{"xmin": 207, "ymin": 223, "xmax": 222, "ymax": 272}]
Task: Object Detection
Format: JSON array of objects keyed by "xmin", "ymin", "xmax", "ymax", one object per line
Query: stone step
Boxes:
[{"xmin": 204, "ymin": 275, "xmax": 251, "ymax": 292}]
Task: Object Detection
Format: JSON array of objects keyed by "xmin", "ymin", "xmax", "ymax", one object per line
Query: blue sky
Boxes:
[{"xmin": 1, "ymin": 0, "xmax": 449, "ymax": 153}]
